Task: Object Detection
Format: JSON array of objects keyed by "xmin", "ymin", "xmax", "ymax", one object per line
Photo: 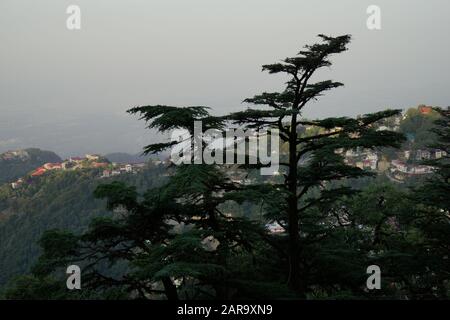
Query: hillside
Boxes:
[
  {"xmin": 0, "ymin": 149, "xmax": 61, "ymax": 185},
  {"xmin": 0, "ymin": 162, "xmax": 169, "ymax": 290}
]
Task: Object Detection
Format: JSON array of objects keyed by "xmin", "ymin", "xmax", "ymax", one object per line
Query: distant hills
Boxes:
[
  {"xmin": 105, "ymin": 151, "xmax": 169, "ymax": 163},
  {"xmin": 0, "ymin": 148, "xmax": 61, "ymax": 184},
  {"xmin": 104, "ymin": 152, "xmax": 152, "ymax": 164}
]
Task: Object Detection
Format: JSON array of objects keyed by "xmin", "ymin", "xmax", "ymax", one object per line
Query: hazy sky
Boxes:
[{"xmin": 1, "ymin": 0, "xmax": 449, "ymax": 157}]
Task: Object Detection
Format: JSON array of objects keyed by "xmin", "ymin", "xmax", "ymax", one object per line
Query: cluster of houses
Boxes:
[
  {"xmin": 390, "ymin": 159, "xmax": 433, "ymax": 175},
  {"xmin": 339, "ymin": 148, "xmax": 379, "ymax": 171},
  {"xmin": 10, "ymin": 154, "xmax": 147, "ymax": 190},
  {"xmin": 405, "ymin": 149, "xmax": 446, "ymax": 161},
  {"xmin": 387, "ymin": 149, "xmax": 446, "ymax": 181},
  {"xmin": 100, "ymin": 163, "xmax": 146, "ymax": 178},
  {"xmin": 335, "ymin": 105, "xmax": 447, "ymax": 182},
  {"xmin": 337, "ymin": 145, "xmax": 444, "ymax": 182},
  {"xmin": 28, "ymin": 154, "xmax": 109, "ymax": 178},
  {"xmin": 0, "ymin": 150, "xmax": 30, "ymax": 161}
]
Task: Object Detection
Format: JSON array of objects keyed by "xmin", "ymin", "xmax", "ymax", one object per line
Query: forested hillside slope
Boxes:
[{"xmin": 0, "ymin": 162, "xmax": 168, "ymax": 290}]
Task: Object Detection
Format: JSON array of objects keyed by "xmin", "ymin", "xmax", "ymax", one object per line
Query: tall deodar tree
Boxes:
[
  {"xmin": 225, "ymin": 34, "xmax": 405, "ymax": 296},
  {"xmin": 129, "ymin": 35, "xmax": 405, "ymax": 297}
]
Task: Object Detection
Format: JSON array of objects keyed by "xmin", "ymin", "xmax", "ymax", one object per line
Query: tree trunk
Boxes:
[
  {"xmin": 162, "ymin": 277, "xmax": 179, "ymax": 301},
  {"xmin": 287, "ymin": 113, "xmax": 306, "ymax": 298}
]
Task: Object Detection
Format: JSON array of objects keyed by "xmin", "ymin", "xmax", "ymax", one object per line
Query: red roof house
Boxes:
[
  {"xmin": 418, "ymin": 105, "xmax": 433, "ymax": 114},
  {"xmin": 31, "ymin": 167, "xmax": 47, "ymax": 177},
  {"xmin": 92, "ymin": 162, "xmax": 109, "ymax": 168}
]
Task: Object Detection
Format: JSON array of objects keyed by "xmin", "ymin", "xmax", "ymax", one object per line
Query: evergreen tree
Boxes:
[
  {"xmin": 409, "ymin": 107, "xmax": 450, "ymax": 298},
  {"xmin": 224, "ymin": 34, "xmax": 405, "ymax": 296}
]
